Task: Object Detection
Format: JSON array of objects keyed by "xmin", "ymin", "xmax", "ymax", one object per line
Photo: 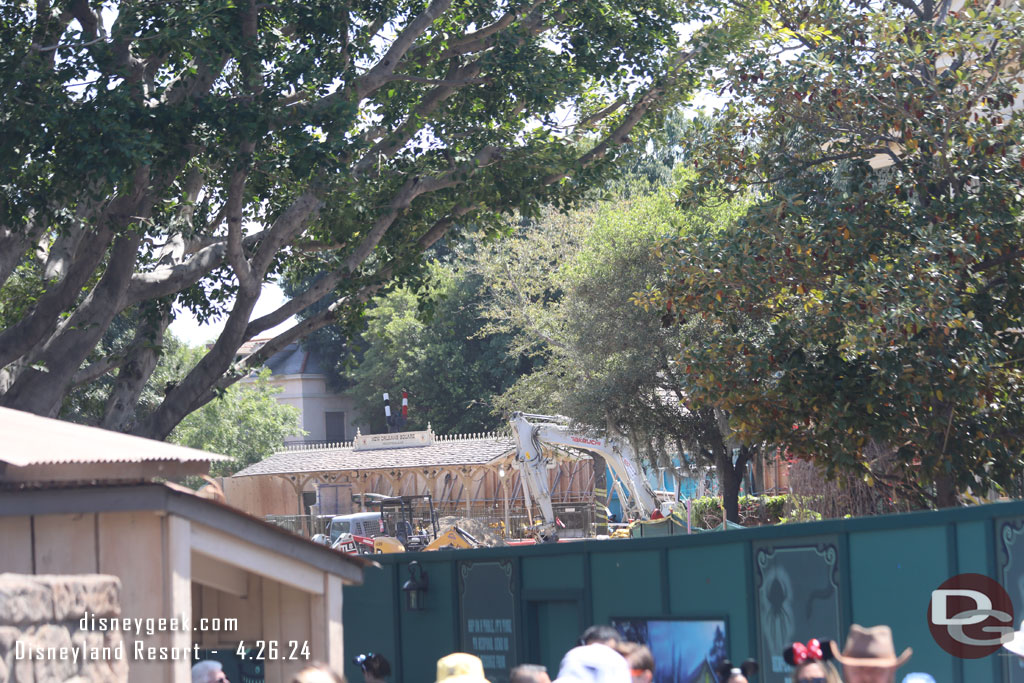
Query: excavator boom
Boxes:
[{"xmin": 509, "ymin": 412, "xmax": 659, "ymax": 541}]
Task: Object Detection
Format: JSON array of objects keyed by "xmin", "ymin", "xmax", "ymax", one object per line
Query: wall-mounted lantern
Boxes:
[{"xmin": 402, "ymin": 560, "xmax": 429, "ymax": 611}]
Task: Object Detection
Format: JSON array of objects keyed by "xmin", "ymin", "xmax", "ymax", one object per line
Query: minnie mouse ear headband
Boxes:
[
  {"xmin": 783, "ymin": 639, "xmax": 837, "ymax": 666},
  {"xmin": 717, "ymin": 659, "xmax": 759, "ymax": 679}
]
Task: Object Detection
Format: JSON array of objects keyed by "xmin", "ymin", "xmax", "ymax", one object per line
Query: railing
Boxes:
[
  {"xmin": 265, "ymin": 503, "xmax": 598, "ymax": 540},
  {"xmin": 278, "ymin": 430, "xmax": 511, "ymax": 452},
  {"xmin": 264, "ymin": 514, "xmax": 331, "ymax": 537},
  {"xmin": 280, "ymin": 440, "xmax": 354, "ymax": 451},
  {"xmin": 434, "ymin": 502, "xmax": 597, "ymax": 539}
]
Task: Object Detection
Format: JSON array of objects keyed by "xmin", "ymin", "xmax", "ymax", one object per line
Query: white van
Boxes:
[{"xmin": 328, "ymin": 512, "xmax": 382, "ymax": 544}]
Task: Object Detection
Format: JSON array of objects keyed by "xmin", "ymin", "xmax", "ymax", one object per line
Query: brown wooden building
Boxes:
[
  {"xmin": 0, "ymin": 406, "xmax": 368, "ymax": 682},
  {"xmin": 226, "ymin": 429, "xmax": 596, "ymax": 527}
]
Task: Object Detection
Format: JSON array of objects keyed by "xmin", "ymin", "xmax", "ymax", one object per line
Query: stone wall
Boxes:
[{"xmin": 0, "ymin": 574, "xmax": 127, "ymax": 683}]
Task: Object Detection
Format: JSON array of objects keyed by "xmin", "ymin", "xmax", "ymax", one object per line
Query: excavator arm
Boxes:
[{"xmin": 509, "ymin": 412, "xmax": 660, "ymax": 541}]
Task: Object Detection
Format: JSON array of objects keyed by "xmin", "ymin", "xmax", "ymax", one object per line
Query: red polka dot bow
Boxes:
[{"xmin": 790, "ymin": 639, "xmax": 824, "ymax": 665}]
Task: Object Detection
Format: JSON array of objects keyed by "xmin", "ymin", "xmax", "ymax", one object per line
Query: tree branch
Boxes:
[
  {"xmin": 71, "ymin": 354, "xmax": 128, "ymax": 388},
  {"xmin": 351, "ymin": 59, "xmax": 485, "ymax": 175},
  {"xmin": 0, "ymin": 231, "xmax": 145, "ymax": 416},
  {"xmin": 352, "ymin": 0, "xmax": 454, "ymax": 101},
  {"xmin": 432, "ymin": 0, "xmax": 553, "ymax": 61},
  {"xmin": 382, "ymin": 73, "xmax": 491, "ymax": 87},
  {"xmin": 101, "ymin": 301, "xmax": 172, "ymax": 431},
  {"xmin": 244, "ymin": 188, "xmax": 484, "ymax": 340},
  {"xmin": 972, "ymin": 248, "xmax": 1024, "ymax": 273},
  {"xmin": 0, "ymin": 221, "xmax": 115, "ymax": 369},
  {"xmin": 226, "ymin": 142, "xmax": 258, "ymax": 293},
  {"xmin": 575, "ymin": 97, "xmax": 628, "ymax": 131}
]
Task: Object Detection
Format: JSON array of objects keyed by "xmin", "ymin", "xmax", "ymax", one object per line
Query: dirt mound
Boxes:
[{"xmin": 438, "ymin": 516, "xmax": 508, "ymax": 547}]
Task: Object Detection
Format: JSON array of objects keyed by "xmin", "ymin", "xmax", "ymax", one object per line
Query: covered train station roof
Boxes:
[{"xmin": 234, "ymin": 430, "xmax": 516, "ymax": 477}]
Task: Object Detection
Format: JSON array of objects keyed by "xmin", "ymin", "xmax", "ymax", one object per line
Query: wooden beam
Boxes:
[
  {"xmin": 2, "ymin": 461, "xmax": 211, "ymax": 482},
  {"xmin": 191, "ymin": 524, "xmax": 333, "ymax": 593},
  {"xmin": 166, "ymin": 516, "xmax": 191, "ymax": 683},
  {"xmin": 457, "ymin": 470, "xmax": 473, "ymax": 516},
  {"xmin": 199, "ymin": 585, "xmax": 220, "ymax": 649},
  {"xmin": 192, "ymin": 552, "xmax": 249, "ymax": 598},
  {"xmin": 279, "ymin": 585, "xmax": 311, "ymax": 681},
  {"xmin": 261, "ymin": 577, "xmax": 283, "ymax": 683},
  {"xmin": 325, "ymin": 574, "xmax": 344, "ymax": 670},
  {"xmin": 310, "ymin": 580, "xmax": 326, "ymax": 663},
  {"xmin": 98, "ymin": 511, "xmax": 167, "ymax": 682}
]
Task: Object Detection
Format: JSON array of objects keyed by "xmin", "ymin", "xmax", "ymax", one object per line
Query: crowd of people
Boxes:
[{"xmin": 191, "ymin": 622, "xmax": 940, "ymax": 683}]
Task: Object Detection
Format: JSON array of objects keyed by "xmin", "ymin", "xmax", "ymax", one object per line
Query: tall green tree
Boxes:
[
  {"xmin": 642, "ymin": 0, "xmax": 1024, "ymax": 505},
  {"xmin": 343, "ymin": 259, "xmax": 532, "ymax": 435},
  {"xmin": 170, "ymin": 367, "xmax": 303, "ymax": 478},
  {"xmin": 0, "ymin": 0, "xmax": 757, "ymax": 440},
  {"xmin": 476, "ymin": 179, "xmax": 758, "ymax": 521}
]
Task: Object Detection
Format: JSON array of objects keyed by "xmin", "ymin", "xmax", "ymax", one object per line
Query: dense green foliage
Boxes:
[
  {"xmin": 170, "ymin": 368, "xmax": 303, "ymax": 478},
  {"xmin": 337, "ymin": 259, "xmax": 532, "ymax": 434},
  {"xmin": 641, "ymin": 0, "xmax": 1024, "ymax": 503},
  {"xmin": 687, "ymin": 494, "xmax": 789, "ymax": 528},
  {"xmin": 0, "ymin": 0, "xmax": 757, "ymax": 438},
  {"xmin": 473, "ymin": 174, "xmax": 761, "ymax": 521}
]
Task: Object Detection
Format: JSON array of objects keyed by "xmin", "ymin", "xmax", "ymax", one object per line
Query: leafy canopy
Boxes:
[
  {"xmin": 331, "ymin": 258, "xmax": 533, "ymax": 435},
  {"xmin": 472, "ymin": 166, "xmax": 759, "ymax": 521},
  {"xmin": 641, "ymin": 0, "xmax": 1024, "ymax": 502},
  {"xmin": 0, "ymin": 0, "xmax": 758, "ymax": 439},
  {"xmin": 170, "ymin": 366, "xmax": 304, "ymax": 478}
]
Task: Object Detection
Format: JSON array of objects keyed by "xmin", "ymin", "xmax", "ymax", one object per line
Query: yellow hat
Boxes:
[{"xmin": 435, "ymin": 653, "xmax": 491, "ymax": 683}]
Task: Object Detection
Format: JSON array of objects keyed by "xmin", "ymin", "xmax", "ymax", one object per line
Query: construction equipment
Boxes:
[
  {"xmin": 509, "ymin": 412, "xmax": 660, "ymax": 542},
  {"xmin": 368, "ymin": 495, "xmax": 440, "ymax": 552},
  {"xmin": 422, "ymin": 525, "xmax": 483, "ymax": 551},
  {"xmin": 363, "ymin": 494, "xmax": 486, "ymax": 553}
]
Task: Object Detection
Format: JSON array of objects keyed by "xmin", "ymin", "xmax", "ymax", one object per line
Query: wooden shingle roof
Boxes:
[{"xmin": 233, "ymin": 433, "xmax": 515, "ymax": 477}]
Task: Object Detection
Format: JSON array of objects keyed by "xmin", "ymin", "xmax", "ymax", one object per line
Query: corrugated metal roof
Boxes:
[
  {"xmin": 0, "ymin": 407, "xmax": 229, "ymax": 467},
  {"xmin": 234, "ymin": 434, "xmax": 515, "ymax": 477}
]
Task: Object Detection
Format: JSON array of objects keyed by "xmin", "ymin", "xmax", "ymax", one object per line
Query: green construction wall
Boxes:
[{"xmin": 343, "ymin": 500, "xmax": 1024, "ymax": 683}]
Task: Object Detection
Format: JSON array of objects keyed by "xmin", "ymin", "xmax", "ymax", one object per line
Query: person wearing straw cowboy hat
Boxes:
[{"xmin": 830, "ymin": 625, "xmax": 913, "ymax": 683}]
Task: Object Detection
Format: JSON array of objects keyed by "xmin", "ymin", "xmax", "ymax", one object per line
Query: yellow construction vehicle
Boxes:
[
  {"xmin": 367, "ymin": 495, "xmax": 485, "ymax": 553},
  {"xmin": 374, "ymin": 524, "xmax": 483, "ymax": 553},
  {"xmin": 422, "ymin": 525, "xmax": 482, "ymax": 551}
]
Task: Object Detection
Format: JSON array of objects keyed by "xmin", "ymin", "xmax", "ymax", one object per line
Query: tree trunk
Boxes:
[
  {"xmin": 134, "ymin": 281, "xmax": 264, "ymax": 440},
  {"xmin": 0, "ymin": 233, "xmax": 142, "ymax": 417},
  {"xmin": 0, "ymin": 224, "xmax": 114, "ymax": 369},
  {"xmin": 715, "ymin": 442, "xmax": 754, "ymax": 524},
  {"xmin": 935, "ymin": 471, "xmax": 959, "ymax": 508},
  {"xmin": 718, "ymin": 447, "xmax": 742, "ymax": 524},
  {"xmin": 101, "ymin": 302, "xmax": 172, "ymax": 432}
]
